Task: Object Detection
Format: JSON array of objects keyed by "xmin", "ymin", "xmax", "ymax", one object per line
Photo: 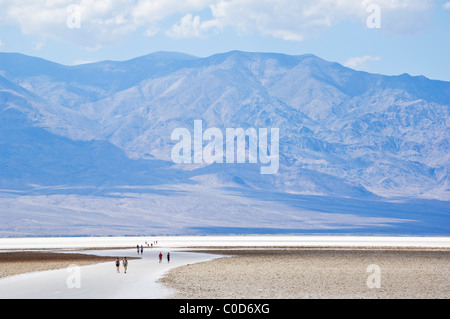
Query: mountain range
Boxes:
[{"xmin": 0, "ymin": 51, "xmax": 448, "ymax": 236}]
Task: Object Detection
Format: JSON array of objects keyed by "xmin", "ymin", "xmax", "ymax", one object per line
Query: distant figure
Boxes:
[
  {"xmin": 159, "ymin": 252, "xmax": 163, "ymax": 263},
  {"xmin": 140, "ymin": 245, "xmax": 144, "ymax": 255},
  {"xmin": 115, "ymin": 258, "xmax": 120, "ymax": 273},
  {"xmin": 123, "ymin": 257, "xmax": 128, "ymax": 274},
  {"xmin": 167, "ymin": 252, "xmax": 170, "ymax": 263},
  {"xmin": 137, "ymin": 245, "xmax": 140, "ymax": 254},
  {"xmin": 151, "ymin": 243, "xmax": 153, "ymax": 248}
]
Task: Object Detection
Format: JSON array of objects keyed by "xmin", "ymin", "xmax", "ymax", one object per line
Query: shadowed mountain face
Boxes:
[
  {"xmin": 0, "ymin": 51, "xmax": 448, "ymax": 236},
  {"xmin": 1, "ymin": 51, "xmax": 448, "ymax": 199}
]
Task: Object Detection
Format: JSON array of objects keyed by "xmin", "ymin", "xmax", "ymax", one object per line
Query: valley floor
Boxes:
[
  {"xmin": 161, "ymin": 248, "xmax": 450, "ymax": 299},
  {"xmin": 1, "ymin": 237, "xmax": 449, "ymax": 299}
]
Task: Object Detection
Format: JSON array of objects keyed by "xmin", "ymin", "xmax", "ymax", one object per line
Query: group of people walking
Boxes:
[
  {"xmin": 115, "ymin": 257, "xmax": 128, "ymax": 273},
  {"xmin": 136, "ymin": 241, "xmax": 159, "ymax": 255},
  {"xmin": 160, "ymin": 252, "xmax": 170, "ymax": 263},
  {"xmin": 115, "ymin": 243, "xmax": 171, "ymax": 273}
]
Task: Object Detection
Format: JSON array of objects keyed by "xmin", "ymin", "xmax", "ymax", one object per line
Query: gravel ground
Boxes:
[{"xmin": 160, "ymin": 249, "xmax": 450, "ymax": 299}]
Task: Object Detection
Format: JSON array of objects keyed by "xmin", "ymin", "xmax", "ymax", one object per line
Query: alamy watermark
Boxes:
[
  {"xmin": 66, "ymin": 264, "xmax": 81, "ymax": 289},
  {"xmin": 366, "ymin": 3, "xmax": 381, "ymax": 29},
  {"xmin": 171, "ymin": 120, "xmax": 279, "ymax": 175},
  {"xmin": 67, "ymin": 4, "xmax": 81, "ymax": 29},
  {"xmin": 366, "ymin": 264, "xmax": 381, "ymax": 289}
]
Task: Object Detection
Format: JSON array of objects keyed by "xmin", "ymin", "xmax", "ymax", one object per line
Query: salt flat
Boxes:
[
  {"xmin": 0, "ymin": 248, "xmax": 219, "ymax": 299},
  {"xmin": 1, "ymin": 236, "xmax": 449, "ymax": 299},
  {"xmin": 1, "ymin": 235, "xmax": 450, "ymax": 250}
]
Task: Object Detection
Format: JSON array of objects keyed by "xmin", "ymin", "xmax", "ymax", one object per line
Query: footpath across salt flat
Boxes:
[{"xmin": 0, "ymin": 248, "xmax": 219, "ymax": 299}]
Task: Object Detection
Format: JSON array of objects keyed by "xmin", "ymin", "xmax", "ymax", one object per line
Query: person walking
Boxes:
[
  {"xmin": 137, "ymin": 245, "xmax": 140, "ymax": 255},
  {"xmin": 167, "ymin": 252, "xmax": 170, "ymax": 263},
  {"xmin": 123, "ymin": 257, "xmax": 128, "ymax": 274},
  {"xmin": 140, "ymin": 245, "xmax": 144, "ymax": 255},
  {"xmin": 158, "ymin": 252, "xmax": 163, "ymax": 263},
  {"xmin": 115, "ymin": 258, "xmax": 120, "ymax": 273}
]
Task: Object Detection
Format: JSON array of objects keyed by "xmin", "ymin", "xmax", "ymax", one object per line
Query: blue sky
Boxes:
[{"xmin": 0, "ymin": 0, "xmax": 449, "ymax": 81}]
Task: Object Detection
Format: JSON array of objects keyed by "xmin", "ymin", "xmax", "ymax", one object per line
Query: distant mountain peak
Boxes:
[{"xmin": 0, "ymin": 50, "xmax": 448, "ymax": 201}]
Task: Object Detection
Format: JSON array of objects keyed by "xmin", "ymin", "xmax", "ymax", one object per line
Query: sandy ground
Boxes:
[
  {"xmin": 0, "ymin": 252, "xmax": 118, "ymax": 279},
  {"xmin": 160, "ymin": 249, "xmax": 450, "ymax": 299}
]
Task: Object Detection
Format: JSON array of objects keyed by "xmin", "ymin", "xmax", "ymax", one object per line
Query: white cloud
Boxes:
[
  {"xmin": 444, "ymin": 2, "xmax": 450, "ymax": 9},
  {"xmin": 210, "ymin": 0, "xmax": 348, "ymax": 41},
  {"xmin": 0, "ymin": 0, "xmax": 214, "ymax": 48},
  {"xmin": 344, "ymin": 56, "xmax": 381, "ymax": 71},
  {"xmin": 166, "ymin": 14, "xmax": 220, "ymax": 39},
  {"xmin": 0, "ymin": 0, "xmax": 437, "ymax": 48},
  {"xmin": 208, "ymin": 0, "xmax": 436, "ymax": 41}
]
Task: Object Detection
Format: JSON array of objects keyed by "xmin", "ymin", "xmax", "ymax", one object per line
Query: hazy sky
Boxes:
[{"xmin": 0, "ymin": 0, "xmax": 449, "ymax": 81}]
